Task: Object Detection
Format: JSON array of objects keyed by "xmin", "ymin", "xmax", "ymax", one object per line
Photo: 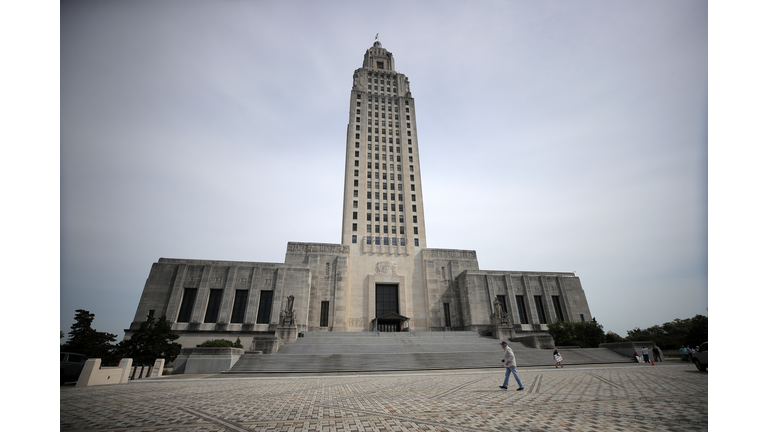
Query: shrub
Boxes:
[{"xmin": 199, "ymin": 339, "xmax": 235, "ymax": 348}]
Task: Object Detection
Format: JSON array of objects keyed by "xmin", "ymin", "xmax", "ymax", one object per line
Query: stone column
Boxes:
[
  {"xmin": 188, "ymin": 266, "xmax": 213, "ymax": 328},
  {"xmin": 241, "ymin": 267, "xmax": 262, "ymax": 330},
  {"xmin": 522, "ymin": 277, "xmax": 539, "ymax": 325},
  {"xmin": 508, "ymin": 275, "xmax": 521, "ymax": 326},
  {"xmin": 557, "ymin": 276, "xmax": 574, "ymax": 322},
  {"xmin": 165, "ymin": 264, "xmax": 188, "ymax": 323},
  {"xmin": 216, "ymin": 266, "xmax": 237, "ymax": 330},
  {"xmin": 269, "ymin": 268, "xmax": 286, "ymax": 331},
  {"xmin": 332, "ymin": 256, "xmax": 349, "ymax": 331}
]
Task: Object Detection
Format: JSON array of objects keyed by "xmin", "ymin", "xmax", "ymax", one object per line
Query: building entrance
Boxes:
[
  {"xmin": 375, "ymin": 284, "xmax": 405, "ymax": 332},
  {"xmin": 376, "ymin": 284, "xmax": 398, "ymax": 316}
]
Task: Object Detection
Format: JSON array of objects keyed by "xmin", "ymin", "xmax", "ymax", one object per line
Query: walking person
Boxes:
[
  {"xmin": 553, "ymin": 349, "xmax": 563, "ymax": 368},
  {"xmin": 641, "ymin": 346, "xmax": 650, "ymax": 364},
  {"xmin": 499, "ymin": 341, "xmax": 524, "ymax": 391}
]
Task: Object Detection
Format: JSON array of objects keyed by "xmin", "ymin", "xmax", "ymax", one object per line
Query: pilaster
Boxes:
[{"xmin": 165, "ymin": 264, "xmax": 188, "ymax": 323}]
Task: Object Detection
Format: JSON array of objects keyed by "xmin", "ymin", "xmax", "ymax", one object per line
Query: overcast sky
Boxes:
[{"xmin": 56, "ymin": 0, "xmax": 711, "ymax": 341}]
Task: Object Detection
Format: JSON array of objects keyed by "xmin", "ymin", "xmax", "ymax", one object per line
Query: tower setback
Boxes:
[{"xmin": 126, "ymin": 42, "xmax": 593, "ymax": 351}]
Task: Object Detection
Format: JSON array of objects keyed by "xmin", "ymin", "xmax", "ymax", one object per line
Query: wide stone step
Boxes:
[{"xmin": 226, "ymin": 331, "xmax": 633, "ymax": 373}]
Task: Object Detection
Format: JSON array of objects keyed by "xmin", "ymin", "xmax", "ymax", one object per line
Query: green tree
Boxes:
[
  {"xmin": 116, "ymin": 315, "xmax": 181, "ymax": 366},
  {"xmin": 625, "ymin": 315, "xmax": 707, "ymax": 349},
  {"xmin": 547, "ymin": 320, "xmax": 575, "ymax": 345},
  {"xmin": 605, "ymin": 331, "xmax": 625, "ymax": 343},
  {"xmin": 548, "ymin": 319, "xmax": 606, "ymax": 348},
  {"xmin": 686, "ymin": 314, "xmax": 708, "ymax": 347},
  {"xmin": 574, "ymin": 320, "xmax": 606, "ymax": 347},
  {"xmin": 61, "ymin": 309, "xmax": 118, "ymax": 361}
]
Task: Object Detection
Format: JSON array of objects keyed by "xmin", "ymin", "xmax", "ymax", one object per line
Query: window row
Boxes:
[
  {"xmin": 494, "ymin": 294, "xmax": 566, "ymax": 325},
  {"xmin": 351, "ymin": 175, "xmax": 416, "ymax": 188},
  {"xmin": 356, "ymin": 115, "xmax": 401, "ymax": 124},
  {"xmin": 351, "ymin": 236, "xmax": 419, "ymax": 247},
  {"xmin": 352, "ymin": 203, "xmax": 418, "ymax": 213},
  {"xmin": 350, "ymin": 213, "xmax": 418, "ymax": 224},
  {"xmin": 350, "ymin": 181, "xmax": 417, "ymax": 193},
  {"xmin": 349, "ymin": 192, "xmax": 417, "ymax": 203},
  {"xmin": 177, "ymin": 289, "xmax": 274, "ymax": 325},
  {"xmin": 350, "ymin": 224, "xmax": 418, "ymax": 235}
]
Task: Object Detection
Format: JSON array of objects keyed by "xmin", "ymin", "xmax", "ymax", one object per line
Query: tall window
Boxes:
[
  {"xmin": 552, "ymin": 296, "xmax": 565, "ymax": 321},
  {"xmin": 177, "ymin": 288, "xmax": 197, "ymax": 323},
  {"xmin": 443, "ymin": 303, "xmax": 451, "ymax": 328},
  {"xmin": 204, "ymin": 289, "xmax": 223, "ymax": 323},
  {"xmin": 516, "ymin": 296, "xmax": 529, "ymax": 325},
  {"xmin": 230, "ymin": 290, "xmax": 248, "ymax": 324},
  {"xmin": 320, "ymin": 301, "xmax": 330, "ymax": 327},
  {"xmin": 256, "ymin": 291, "xmax": 274, "ymax": 324},
  {"xmin": 534, "ymin": 296, "xmax": 547, "ymax": 324},
  {"xmin": 496, "ymin": 295, "xmax": 508, "ymax": 313}
]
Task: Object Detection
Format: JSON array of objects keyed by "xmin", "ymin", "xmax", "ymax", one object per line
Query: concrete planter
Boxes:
[{"xmin": 172, "ymin": 347, "xmax": 245, "ymax": 374}]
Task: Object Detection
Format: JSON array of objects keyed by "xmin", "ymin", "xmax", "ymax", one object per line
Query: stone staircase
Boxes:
[{"xmin": 226, "ymin": 331, "xmax": 633, "ymax": 373}]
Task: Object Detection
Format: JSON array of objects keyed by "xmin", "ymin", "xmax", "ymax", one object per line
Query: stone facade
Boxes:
[{"xmin": 125, "ymin": 41, "xmax": 593, "ymax": 349}]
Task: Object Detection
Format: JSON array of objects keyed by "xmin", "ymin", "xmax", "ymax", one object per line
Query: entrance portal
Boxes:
[
  {"xmin": 374, "ymin": 284, "xmax": 409, "ymax": 332},
  {"xmin": 375, "ymin": 284, "xmax": 398, "ymax": 317}
]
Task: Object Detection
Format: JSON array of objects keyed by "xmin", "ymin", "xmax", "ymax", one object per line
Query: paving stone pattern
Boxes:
[{"xmin": 61, "ymin": 364, "xmax": 706, "ymax": 432}]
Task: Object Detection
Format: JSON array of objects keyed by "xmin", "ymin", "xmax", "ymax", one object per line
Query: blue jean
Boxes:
[{"xmin": 503, "ymin": 366, "xmax": 523, "ymax": 389}]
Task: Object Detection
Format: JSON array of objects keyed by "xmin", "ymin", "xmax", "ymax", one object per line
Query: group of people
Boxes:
[
  {"xmin": 680, "ymin": 345, "xmax": 698, "ymax": 362},
  {"xmin": 632, "ymin": 346, "xmax": 663, "ymax": 363}
]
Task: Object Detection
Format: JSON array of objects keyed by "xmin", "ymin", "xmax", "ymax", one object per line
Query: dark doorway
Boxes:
[{"xmin": 376, "ymin": 284, "xmax": 398, "ymax": 317}]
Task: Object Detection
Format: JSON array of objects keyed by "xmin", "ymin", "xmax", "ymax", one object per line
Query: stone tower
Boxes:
[{"xmin": 341, "ymin": 41, "xmax": 427, "ymax": 251}]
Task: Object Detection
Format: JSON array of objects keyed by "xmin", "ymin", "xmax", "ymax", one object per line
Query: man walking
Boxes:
[{"xmin": 499, "ymin": 341, "xmax": 524, "ymax": 391}]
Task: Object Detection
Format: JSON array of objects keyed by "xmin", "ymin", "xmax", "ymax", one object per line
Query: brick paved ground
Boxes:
[{"xmin": 60, "ymin": 363, "xmax": 707, "ymax": 432}]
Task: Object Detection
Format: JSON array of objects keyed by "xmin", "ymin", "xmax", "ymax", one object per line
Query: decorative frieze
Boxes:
[
  {"xmin": 375, "ymin": 261, "xmax": 397, "ymax": 275},
  {"xmin": 347, "ymin": 317, "xmax": 366, "ymax": 328},
  {"xmin": 287, "ymin": 243, "xmax": 350, "ymax": 255},
  {"xmin": 422, "ymin": 249, "xmax": 477, "ymax": 260}
]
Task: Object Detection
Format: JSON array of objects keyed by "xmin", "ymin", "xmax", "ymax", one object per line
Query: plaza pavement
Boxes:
[{"xmin": 60, "ymin": 362, "xmax": 707, "ymax": 432}]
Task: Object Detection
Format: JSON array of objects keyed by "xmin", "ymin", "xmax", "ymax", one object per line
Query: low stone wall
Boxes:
[
  {"xmin": 516, "ymin": 335, "xmax": 556, "ymax": 349},
  {"xmin": 130, "ymin": 359, "xmax": 165, "ymax": 379},
  {"xmin": 250, "ymin": 335, "xmax": 283, "ymax": 354},
  {"xmin": 599, "ymin": 341, "xmax": 664, "ymax": 361},
  {"xmin": 172, "ymin": 348, "xmax": 244, "ymax": 374},
  {"xmin": 76, "ymin": 358, "xmax": 133, "ymax": 387}
]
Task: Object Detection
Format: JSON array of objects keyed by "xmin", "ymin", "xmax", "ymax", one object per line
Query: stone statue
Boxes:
[
  {"xmin": 491, "ymin": 299, "xmax": 510, "ymax": 327},
  {"xmin": 279, "ymin": 295, "xmax": 296, "ymax": 327}
]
